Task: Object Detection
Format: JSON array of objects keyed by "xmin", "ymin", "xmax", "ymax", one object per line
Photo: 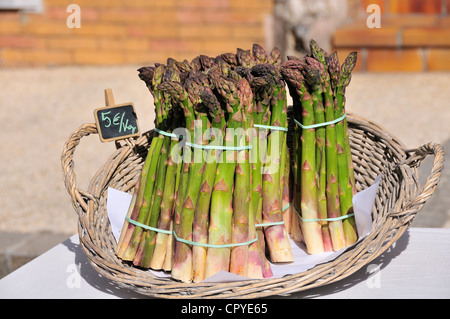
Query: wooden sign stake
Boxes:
[{"xmin": 105, "ymin": 88, "xmax": 115, "ymax": 107}]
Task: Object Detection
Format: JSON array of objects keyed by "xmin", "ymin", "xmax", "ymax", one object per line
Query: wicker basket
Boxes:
[{"xmin": 61, "ymin": 113, "xmax": 444, "ymax": 298}]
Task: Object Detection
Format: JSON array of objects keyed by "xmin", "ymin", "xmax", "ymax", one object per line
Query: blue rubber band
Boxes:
[
  {"xmin": 126, "ymin": 216, "xmax": 260, "ymax": 248},
  {"xmin": 255, "ymin": 202, "xmax": 292, "ymax": 228},
  {"xmin": 255, "ymin": 221, "xmax": 285, "ymax": 228},
  {"xmin": 293, "ymin": 207, "xmax": 354, "ymax": 223},
  {"xmin": 173, "ymin": 231, "xmax": 258, "ymax": 248},
  {"xmin": 154, "ymin": 128, "xmax": 253, "ymax": 151},
  {"xmin": 125, "ymin": 216, "xmax": 172, "ymax": 235},
  {"xmin": 294, "ymin": 113, "xmax": 347, "ymax": 130},
  {"xmin": 282, "ymin": 202, "xmax": 292, "ymax": 212},
  {"xmin": 154, "ymin": 127, "xmax": 180, "ymax": 139},
  {"xmin": 254, "ymin": 124, "xmax": 289, "ymax": 132}
]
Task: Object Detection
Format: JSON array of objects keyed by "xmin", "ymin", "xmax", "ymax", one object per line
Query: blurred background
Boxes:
[
  {"xmin": 0, "ymin": 0, "xmax": 449, "ymax": 278},
  {"xmin": 1, "ymin": 0, "xmax": 450, "ymax": 70}
]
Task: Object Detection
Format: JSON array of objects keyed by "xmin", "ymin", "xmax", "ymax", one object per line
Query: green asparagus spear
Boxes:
[
  {"xmin": 281, "ymin": 60, "xmax": 324, "ymax": 254},
  {"xmin": 135, "ymin": 67, "xmax": 182, "ymax": 268},
  {"xmin": 318, "ymin": 52, "xmax": 346, "ymax": 251},
  {"xmin": 281, "ymin": 59, "xmax": 303, "ymax": 243},
  {"xmin": 249, "ymin": 75, "xmax": 275, "ymax": 277},
  {"xmin": 332, "ymin": 51, "xmax": 358, "ymax": 246},
  {"xmin": 192, "ymin": 87, "xmax": 226, "ymax": 282},
  {"xmin": 303, "ymin": 57, "xmax": 332, "ymax": 251},
  {"xmin": 159, "ymin": 77, "xmax": 210, "ymax": 283},
  {"xmin": 252, "ymin": 63, "xmax": 293, "ymax": 262},
  {"xmin": 230, "ymin": 77, "xmax": 253, "ymax": 276},
  {"xmin": 133, "ymin": 134, "xmax": 170, "ymax": 267},
  {"xmin": 120, "ymin": 65, "xmax": 169, "ymax": 261},
  {"xmin": 204, "ymin": 75, "xmax": 246, "ymax": 279}
]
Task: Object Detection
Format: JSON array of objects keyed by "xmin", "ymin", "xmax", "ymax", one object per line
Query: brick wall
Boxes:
[
  {"xmin": 334, "ymin": 0, "xmax": 450, "ymax": 72},
  {"xmin": 0, "ymin": 0, "xmax": 273, "ymax": 67}
]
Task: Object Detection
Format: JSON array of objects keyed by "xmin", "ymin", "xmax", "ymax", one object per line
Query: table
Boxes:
[{"xmin": 0, "ymin": 228, "xmax": 449, "ymax": 299}]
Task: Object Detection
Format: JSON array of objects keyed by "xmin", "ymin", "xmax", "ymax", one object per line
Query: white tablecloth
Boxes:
[{"xmin": 1, "ymin": 228, "xmax": 449, "ymax": 299}]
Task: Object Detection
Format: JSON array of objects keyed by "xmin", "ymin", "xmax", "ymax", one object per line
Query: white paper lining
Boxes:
[{"xmin": 107, "ymin": 175, "xmax": 381, "ymax": 282}]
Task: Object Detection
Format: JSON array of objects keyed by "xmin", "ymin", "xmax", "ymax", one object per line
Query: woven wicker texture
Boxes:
[{"xmin": 61, "ymin": 113, "xmax": 444, "ymax": 298}]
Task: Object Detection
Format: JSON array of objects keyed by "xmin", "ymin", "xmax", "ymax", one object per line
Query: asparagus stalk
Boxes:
[
  {"xmin": 215, "ymin": 58, "xmax": 232, "ymax": 78},
  {"xmin": 116, "ymin": 180, "xmax": 138, "ymax": 255},
  {"xmin": 148, "ymin": 147, "xmax": 179, "ymax": 270},
  {"xmin": 236, "ymin": 48, "xmax": 253, "ymax": 68},
  {"xmin": 268, "ymin": 47, "xmax": 282, "ymax": 66},
  {"xmin": 332, "ymin": 51, "xmax": 358, "ymax": 246},
  {"xmin": 318, "ymin": 52, "xmax": 346, "ymax": 251},
  {"xmin": 157, "ymin": 80, "xmax": 193, "ymax": 281},
  {"xmin": 327, "ymin": 52, "xmax": 356, "ymax": 209},
  {"xmin": 281, "ymin": 60, "xmax": 303, "ymax": 243},
  {"xmin": 247, "ymin": 198, "xmax": 264, "ymax": 279},
  {"xmin": 216, "ymin": 52, "xmax": 238, "ymax": 67},
  {"xmin": 119, "ymin": 65, "xmax": 168, "ymax": 261},
  {"xmin": 204, "ymin": 76, "xmax": 245, "ymax": 279},
  {"xmin": 249, "ymin": 75, "xmax": 274, "ymax": 278},
  {"xmin": 172, "ymin": 60, "xmax": 206, "ymax": 241},
  {"xmin": 190, "ymin": 55, "xmax": 202, "ymax": 72},
  {"xmin": 133, "ymin": 134, "xmax": 170, "ymax": 267},
  {"xmin": 282, "ymin": 150, "xmax": 292, "ymax": 234},
  {"xmin": 162, "ymin": 78, "xmax": 209, "ymax": 283},
  {"xmin": 252, "ymin": 43, "xmax": 268, "ymax": 64},
  {"xmin": 249, "ymin": 76, "xmax": 270, "ymax": 240},
  {"xmin": 173, "ymin": 161, "xmax": 189, "ymax": 234},
  {"xmin": 303, "ymin": 58, "xmax": 332, "ymax": 251},
  {"xmin": 229, "ymin": 77, "xmax": 253, "ymax": 276},
  {"xmin": 307, "ymin": 43, "xmax": 348, "ymax": 252},
  {"xmin": 163, "ymin": 148, "xmax": 185, "ymax": 271},
  {"xmin": 278, "ymin": 103, "xmax": 289, "ymax": 231},
  {"xmin": 229, "ymin": 44, "xmax": 270, "ymax": 278},
  {"xmin": 298, "ymin": 77, "xmax": 325, "ymax": 254},
  {"xmin": 116, "ymin": 134, "xmax": 159, "ymax": 259},
  {"xmin": 199, "ymin": 54, "xmax": 218, "ymax": 71},
  {"xmin": 253, "ymin": 63, "xmax": 293, "ymax": 262},
  {"xmin": 163, "ymin": 221, "xmax": 174, "ymax": 271},
  {"xmin": 116, "ymin": 66, "xmax": 156, "ymax": 258},
  {"xmin": 149, "ymin": 105, "xmax": 184, "ymax": 270},
  {"xmin": 247, "ymin": 132, "xmax": 265, "ymax": 280},
  {"xmin": 192, "ymin": 87, "xmax": 226, "ymax": 282},
  {"xmin": 281, "ymin": 60, "xmax": 324, "ymax": 255},
  {"xmin": 277, "ymin": 108, "xmax": 291, "ymax": 245},
  {"xmin": 135, "ymin": 67, "xmax": 182, "ymax": 268}
]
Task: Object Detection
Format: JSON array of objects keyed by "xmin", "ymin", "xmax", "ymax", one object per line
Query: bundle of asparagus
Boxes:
[
  {"xmin": 280, "ymin": 40, "xmax": 358, "ymax": 254},
  {"xmin": 116, "ymin": 44, "xmax": 293, "ymax": 283}
]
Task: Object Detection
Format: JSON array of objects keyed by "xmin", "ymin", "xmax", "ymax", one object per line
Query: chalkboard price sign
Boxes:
[{"xmin": 94, "ymin": 103, "xmax": 140, "ymax": 143}]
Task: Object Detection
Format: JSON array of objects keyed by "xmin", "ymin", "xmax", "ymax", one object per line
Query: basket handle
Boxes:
[
  {"xmin": 61, "ymin": 123, "xmax": 99, "ymax": 214},
  {"xmin": 395, "ymin": 142, "xmax": 445, "ymax": 217}
]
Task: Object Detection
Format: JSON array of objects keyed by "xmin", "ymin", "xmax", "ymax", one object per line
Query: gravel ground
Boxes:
[{"xmin": 0, "ymin": 66, "xmax": 449, "ymax": 235}]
